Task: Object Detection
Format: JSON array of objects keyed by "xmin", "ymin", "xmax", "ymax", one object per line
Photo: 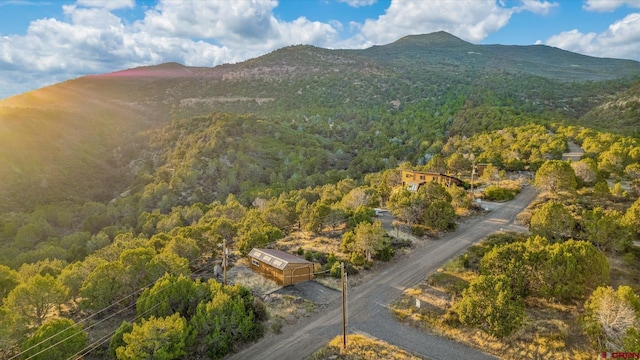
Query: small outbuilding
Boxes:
[{"xmin": 248, "ymin": 248, "xmax": 314, "ymax": 286}]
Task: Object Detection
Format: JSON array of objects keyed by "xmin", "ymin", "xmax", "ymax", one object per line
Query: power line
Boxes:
[
  {"xmin": 23, "ymin": 300, "xmax": 141, "ymax": 360},
  {"xmin": 71, "ymin": 258, "xmax": 331, "ymax": 358},
  {"xmin": 11, "ymin": 253, "xmax": 205, "ymax": 360},
  {"xmin": 12, "ymin": 245, "xmax": 327, "ymax": 359},
  {"xmin": 65, "ymin": 258, "xmax": 215, "ymax": 359},
  {"xmin": 68, "ymin": 260, "xmax": 222, "ymax": 360},
  {"xmin": 66, "ymin": 302, "xmax": 164, "ymax": 360}
]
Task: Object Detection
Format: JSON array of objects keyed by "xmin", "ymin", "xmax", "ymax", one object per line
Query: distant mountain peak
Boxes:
[{"xmin": 386, "ymin": 31, "xmax": 472, "ymax": 47}]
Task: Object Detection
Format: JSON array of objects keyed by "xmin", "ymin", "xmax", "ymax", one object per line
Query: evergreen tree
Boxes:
[
  {"xmin": 21, "ymin": 318, "xmax": 87, "ymax": 360},
  {"xmin": 117, "ymin": 313, "xmax": 191, "ymax": 360},
  {"xmin": 454, "ymin": 275, "xmax": 525, "ymax": 338},
  {"xmin": 6, "ymin": 274, "xmax": 68, "ymax": 325},
  {"xmin": 534, "ymin": 160, "xmax": 577, "ymax": 194},
  {"xmin": 530, "ymin": 202, "xmax": 575, "ymax": 241}
]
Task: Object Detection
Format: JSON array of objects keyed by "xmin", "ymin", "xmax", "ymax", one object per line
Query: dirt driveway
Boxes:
[{"xmin": 272, "ymin": 280, "xmax": 340, "ymax": 305}]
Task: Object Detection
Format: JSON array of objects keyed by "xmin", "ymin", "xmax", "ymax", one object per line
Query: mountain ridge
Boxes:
[{"xmin": 0, "ymin": 31, "xmax": 639, "ymax": 212}]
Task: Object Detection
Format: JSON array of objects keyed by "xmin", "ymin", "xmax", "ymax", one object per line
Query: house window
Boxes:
[
  {"xmin": 252, "ymin": 259, "xmax": 259, "ymax": 266},
  {"xmin": 419, "ymin": 175, "xmax": 425, "ymax": 180},
  {"xmin": 405, "ymin": 173, "xmax": 411, "ymax": 178}
]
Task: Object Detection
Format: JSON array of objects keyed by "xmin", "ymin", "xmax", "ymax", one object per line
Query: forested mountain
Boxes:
[
  {"xmin": 0, "ymin": 31, "xmax": 639, "ymax": 214},
  {"xmin": 2, "ymin": 31, "xmax": 640, "ymax": 359},
  {"xmin": 580, "ymin": 80, "xmax": 640, "ymax": 135}
]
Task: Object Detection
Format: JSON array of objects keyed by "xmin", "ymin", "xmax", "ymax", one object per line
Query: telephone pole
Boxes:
[
  {"xmin": 470, "ymin": 160, "xmax": 476, "ymax": 200},
  {"xmin": 223, "ymin": 240, "xmax": 228, "ymax": 285},
  {"xmin": 341, "ymin": 262, "xmax": 348, "ymax": 354}
]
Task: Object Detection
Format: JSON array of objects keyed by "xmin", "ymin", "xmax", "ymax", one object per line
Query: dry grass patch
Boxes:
[
  {"xmin": 277, "ymin": 231, "xmax": 345, "ymax": 257},
  {"xmin": 309, "ymin": 334, "xmax": 421, "ymax": 360},
  {"xmin": 609, "ymin": 251, "xmax": 640, "ymax": 292},
  {"xmin": 392, "ymin": 273, "xmax": 596, "ymax": 360},
  {"xmin": 264, "ymin": 293, "xmax": 316, "ymax": 335},
  {"xmin": 392, "ymin": 283, "xmax": 594, "ymax": 359},
  {"xmin": 228, "ymin": 262, "xmax": 281, "ymax": 295}
]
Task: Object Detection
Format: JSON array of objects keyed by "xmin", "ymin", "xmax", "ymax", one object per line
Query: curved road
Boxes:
[{"xmin": 230, "ymin": 186, "xmax": 537, "ymax": 360}]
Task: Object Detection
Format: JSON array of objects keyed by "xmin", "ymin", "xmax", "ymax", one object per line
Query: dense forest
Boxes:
[{"xmin": 1, "ymin": 32, "xmax": 640, "ymax": 358}]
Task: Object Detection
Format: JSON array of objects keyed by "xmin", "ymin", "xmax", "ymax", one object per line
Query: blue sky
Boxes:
[{"xmin": 0, "ymin": 0, "xmax": 639, "ymax": 100}]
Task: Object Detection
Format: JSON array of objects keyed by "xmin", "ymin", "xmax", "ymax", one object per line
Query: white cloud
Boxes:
[
  {"xmin": 516, "ymin": 0, "xmax": 559, "ymax": 15},
  {"xmin": 356, "ymin": 0, "xmax": 513, "ymax": 45},
  {"xmin": 0, "ymin": 0, "xmax": 342, "ymax": 99},
  {"xmin": 75, "ymin": 0, "xmax": 134, "ymax": 10},
  {"xmin": 136, "ymin": 0, "xmax": 339, "ymax": 54},
  {"xmin": 545, "ymin": 29, "xmax": 597, "ymax": 53},
  {"xmin": 140, "ymin": 0, "xmax": 279, "ymax": 42},
  {"xmin": 583, "ymin": 0, "xmax": 640, "ymax": 12},
  {"xmin": 0, "ymin": 1, "xmax": 50, "ymax": 6},
  {"xmin": 337, "ymin": 0, "xmax": 378, "ymax": 7},
  {"xmin": 545, "ymin": 13, "xmax": 640, "ymax": 60}
]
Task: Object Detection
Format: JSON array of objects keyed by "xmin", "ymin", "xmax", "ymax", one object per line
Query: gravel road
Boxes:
[{"xmin": 229, "ymin": 186, "xmax": 538, "ymax": 360}]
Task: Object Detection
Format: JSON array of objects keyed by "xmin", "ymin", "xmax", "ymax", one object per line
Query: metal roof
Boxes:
[{"xmin": 248, "ymin": 248, "xmax": 312, "ymax": 270}]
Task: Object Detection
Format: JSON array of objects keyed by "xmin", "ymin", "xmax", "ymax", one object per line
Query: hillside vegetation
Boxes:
[
  {"xmin": 1, "ymin": 31, "xmax": 640, "ymax": 359},
  {"xmin": 1, "ymin": 31, "xmax": 639, "ymax": 212}
]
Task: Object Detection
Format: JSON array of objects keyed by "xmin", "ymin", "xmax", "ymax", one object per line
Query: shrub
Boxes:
[
  {"xmin": 314, "ymin": 251, "xmax": 328, "ymax": 264},
  {"xmin": 117, "ymin": 314, "xmax": 190, "ymax": 360},
  {"xmin": 529, "ymin": 201, "xmax": 575, "ymax": 242},
  {"xmin": 444, "ymin": 254, "xmax": 469, "ymax": 273},
  {"xmin": 483, "ymin": 186, "xmax": 515, "ymax": 201},
  {"xmin": 304, "ymin": 250, "xmax": 314, "ymax": 262},
  {"xmin": 21, "ymin": 318, "xmax": 87, "ymax": 360},
  {"xmin": 374, "ymin": 245, "xmax": 394, "ymax": 262},
  {"xmin": 350, "ymin": 252, "xmax": 366, "ymax": 266},
  {"xmin": 327, "ymin": 252, "xmax": 338, "ymax": 265},
  {"xmin": 330, "ymin": 262, "xmax": 342, "ymax": 278},
  {"xmin": 411, "ymin": 224, "xmax": 430, "ymax": 237},
  {"xmin": 454, "ymin": 275, "xmax": 525, "ymax": 338},
  {"xmin": 109, "ymin": 321, "xmax": 133, "ymax": 358},
  {"xmin": 540, "ymin": 240, "xmax": 609, "ymax": 302}
]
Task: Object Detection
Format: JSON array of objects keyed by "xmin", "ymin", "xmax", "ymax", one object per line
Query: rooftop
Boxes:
[{"xmin": 248, "ymin": 248, "xmax": 312, "ymax": 270}]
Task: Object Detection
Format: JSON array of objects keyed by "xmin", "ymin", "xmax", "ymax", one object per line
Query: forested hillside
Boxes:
[
  {"xmin": 580, "ymin": 80, "xmax": 640, "ymax": 135},
  {"xmin": 1, "ymin": 31, "xmax": 640, "ymax": 359},
  {"xmin": 1, "ymin": 32, "xmax": 639, "ymax": 213}
]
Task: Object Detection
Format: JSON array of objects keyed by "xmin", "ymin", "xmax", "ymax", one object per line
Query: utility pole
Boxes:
[
  {"xmin": 223, "ymin": 240, "xmax": 228, "ymax": 286},
  {"xmin": 468, "ymin": 153, "xmax": 476, "ymax": 201},
  {"xmin": 341, "ymin": 262, "xmax": 347, "ymax": 354},
  {"xmin": 470, "ymin": 160, "xmax": 476, "ymax": 200}
]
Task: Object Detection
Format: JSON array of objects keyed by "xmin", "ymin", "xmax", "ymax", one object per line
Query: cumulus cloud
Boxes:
[
  {"xmin": 583, "ymin": 0, "xmax": 640, "ymax": 12},
  {"xmin": 355, "ymin": 0, "xmax": 512, "ymax": 45},
  {"xmin": 138, "ymin": 0, "xmax": 338, "ymax": 54},
  {"xmin": 140, "ymin": 0, "xmax": 280, "ymax": 42},
  {"xmin": 545, "ymin": 12, "xmax": 640, "ymax": 60},
  {"xmin": 0, "ymin": 0, "xmax": 340, "ymax": 98}
]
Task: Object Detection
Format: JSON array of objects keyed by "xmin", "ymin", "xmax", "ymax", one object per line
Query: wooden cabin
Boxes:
[
  {"xmin": 248, "ymin": 248, "xmax": 314, "ymax": 286},
  {"xmin": 401, "ymin": 169, "xmax": 463, "ymax": 191}
]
